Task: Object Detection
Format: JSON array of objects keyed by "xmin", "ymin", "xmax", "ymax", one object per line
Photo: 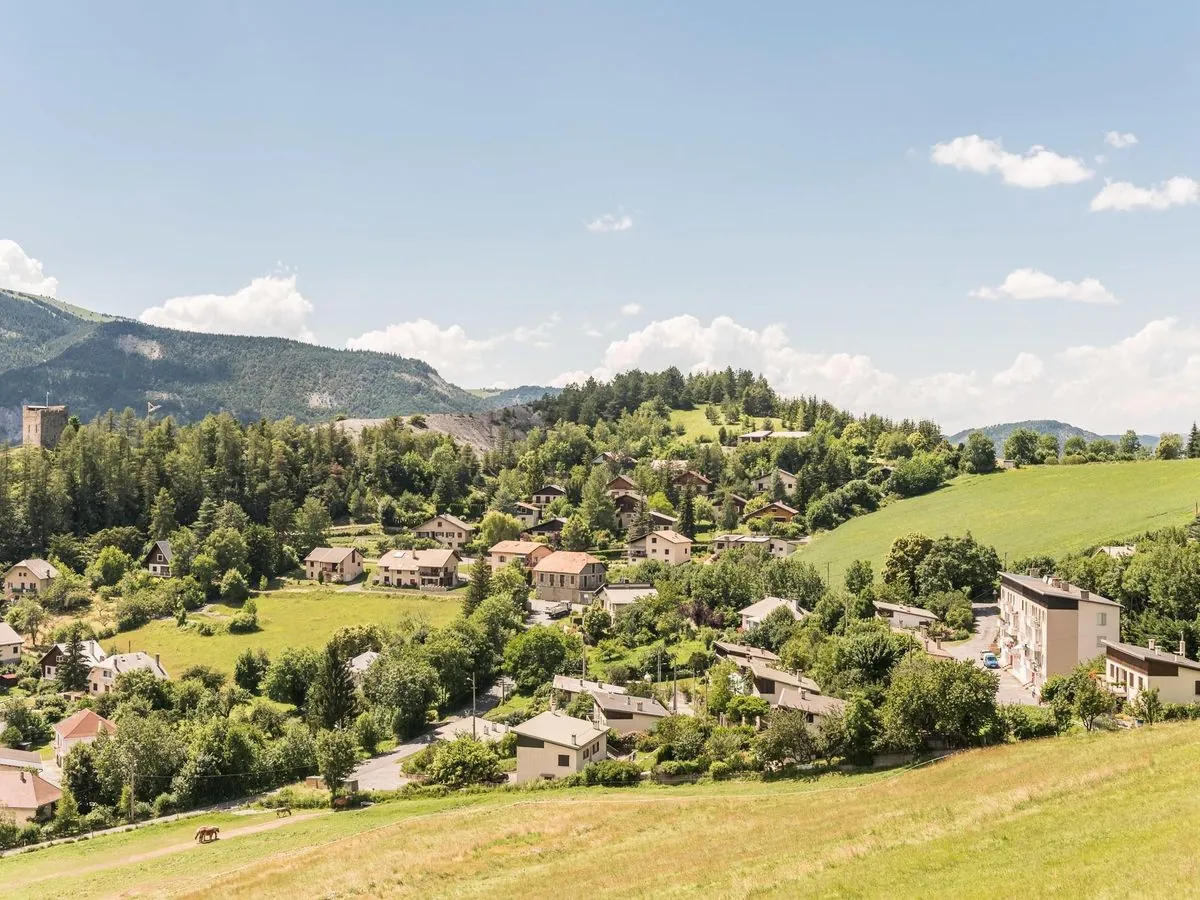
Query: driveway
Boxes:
[{"xmin": 943, "ymin": 604, "xmax": 1039, "ymax": 706}]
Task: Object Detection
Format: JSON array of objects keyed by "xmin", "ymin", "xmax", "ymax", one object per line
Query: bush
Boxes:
[
  {"xmin": 572, "ymin": 760, "xmax": 642, "ymax": 786},
  {"xmin": 652, "ymin": 758, "xmax": 709, "ymax": 779},
  {"xmin": 81, "ymin": 807, "xmax": 115, "ymax": 831},
  {"xmin": 708, "ymin": 760, "xmax": 731, "ymax": 780},
  {"xmin": 354, "ymin": 711, "xmax": 382, "ymax": 754},
  {"xmin": 221, "ymin": 569, "xmax": 250, "ymax": 603},
  {"xmin": 228, "ymin": 598, "xmax": 259, "ymax": 634},
  {"xmin": 997, "ymin": 705, "xmax": 1058, "ymax": 741},
  {"xmin": 152, "ymin": 792, "xmax": 177, "ymax": 818},
  {"xmin": 426, "ymin": 736, "xmax": 504, "ymax": 789}
]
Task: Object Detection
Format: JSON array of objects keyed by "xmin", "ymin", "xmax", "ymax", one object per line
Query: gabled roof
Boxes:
[
  {"xmin": 143, "ymin": 540, "xmax": 173, "ymax": 563},
  {"xmin": 595, "ymin": 583, "xmax": 658, "ymax": 606},
  {"xmin": 713, "ymin": 640, "xmax": 780, "ymax": 664},
  {"xmin": 512, "ymin": 710, "xmax": 606, "ymax": 749},
  {"xmin": 6, "ymin": 559, "xmax": 58, "ymax": 580},
  {"xmin": 380, "ymin": 548, "xmax": 458, "ymax": 569},
  {"xmin": 418, "ymin": 513, "xmax": 475, "ymax": 532},
  {"xmin": 524, "ymin": 517, "xmax": 569, "ymax": 533},
  {"xmin": 738, "ymin": 596, "xmax": 807, "ymax": 621},
  {"xmin": 512, "ymin": 501, "xmax": 540, "ymax": 512},
  {"xmin": 553, "ymin": 675, "xmax": 627, "ymax": 695},
  {"xmin": 748, "ymin": 659, "xmax": 822, "ymax": 694},
  {"xmin": 304, "ymin": 546, "xmax": 359, "ymax": 564},
  {"xmin": 755, "ymin": 467, "xmax": 797, "ymax": 480},
  {"xmin": 742, "ymin": 501, "xmax": 798, "ymax": 520},
  {"xmin": 535, "ymin": 551, "xmax": 604, "ymax": 574},
  {"xmin": 0, "ymin": 771, "xmax": 61, "ymax": 810},
  {"xmin": 349, "ymin": 650, "xmax": 380, "ymax": 674},
  {"xmin": 488, "ymin": 540, "xmax": 548, "ymax": 557},
  {"xmin": 673, "ymin": 469, "xmax": 711, "ymax": 484},
  {"xmin": 606, "ymin": 475, "xmax": 639, "ymax": 490},
  {"xmin": 93, "ymin": 652, "xmax": 169, "ymax": 680},
  {"xmin": 53, "ymin": 708, "xmax": 117, "ymax": 740},
  {"xmin": 874, "ymin": 600, "xmax": 938, "ymax": 620},
  {"xmin": 591, "ymin": 690, "xmax": 668, "ymax": 718},
  {"xmin": 1104, "ymin": 641, "xmax": 1200, "ymax": 671},
  {"xmin": 631, "ymin": 529, "xmax": 692, "ymax": 546},
  {"xmin": 649, "ymin": 510, "xmax": 678, "ymax": 525},
  {"xmin": 39, "ymin": 640, "xmax": 106, "ymax": 668},
  {"xmin": 778, "ymin": 688, "xmax": 845, "ymax": 717},
  {"xmin": 0, "ymin": 622, "xmax": 23, "ymax": 646},
  {"xmin": 533, "ymin": 484, "xmax": 567, "ymax": 495},
  {"xmin": 0, "ymin": 747, "xmax": 42, "ymax": 768}
]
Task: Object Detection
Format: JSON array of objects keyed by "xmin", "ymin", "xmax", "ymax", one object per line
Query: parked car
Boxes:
[{"xmin": 982, "ymin": 652, "xmax": 999, "ymax": 669}]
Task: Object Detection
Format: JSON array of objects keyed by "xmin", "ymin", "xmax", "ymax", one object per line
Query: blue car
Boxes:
[{"xmin": 982, "ymin": 652, "xmax": 1000, "ymax": 669}]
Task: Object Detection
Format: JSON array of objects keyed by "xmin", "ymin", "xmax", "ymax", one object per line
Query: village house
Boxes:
[
  {"xmin": 672, "ymin": 469, "xmax": 712, "ymax": 495},
  {"xmin": 552, "ymin": 674, "xmax": 628, "ymax": 702},
  {"xmin": 303, "ymin": 547, "xmax": 364, "ymax": 584},
  {"xmin": 52, "ymin": 708, "xmax": 116, "ymax": 766},
  {"xmin": 590, "ymin": 690, "xmax": 669, "ymax": 735},
  {"xmin": 414, "ymin": 513, "xmax": 475, "ymax": 551},
  {"xmin": 613, "ymin": 494, "xmax": 679, "ymax": 533},
  {"xmin": 777, "ymin": 686, "xmax": 846, "ymax": 726},
  {"xmin": 0, "ymin": 747, "xmax": 43, "ymax": 774},
  {"xmin": 594, "ymin": 583, "xmax": 658, "ymax": 618},
  {"xmin": 512, "ymin": 710, "xmax": 607, "ymax": 782},
  {"xmin": 713, "ymin": 640, "xmax": 781, "ymax": 667},
  {"xmin": 725, "ymin": 493, "xmax": 749, "ymax": 516},
  {"xmin": 533, "ymin": 551, "xmax": 607, "ymax": 608},
  {"xmin": 88, "ymin": 652, "xmax": 169, "ymax": 696},
  {"xmin": 0, "ymin": 622, "xmax": 23, "ymax": 665},
  {"xmin": 487, "ymin": 540, "xmax": 553, "ymax": 574},
  {"xmin": 509, "ymin": 501, "xmax": 541, "ymax": 530},
  {"xmin": 348, "ymin": 650, "xmax": 379, "ymax": 687},
  {"xmin": 142, "ymin": 540, "xmax": 173, "ymax": 577},
  {"xmin": 742, "ymin": 501, "xmax": 799, "ymax": 525},
  {"xmin": 626, "ymin": 529, "xmax": 693, "ymax": 565},
  {"xmin": 530, "ymin": 484, "xmax": 568, "ymax": 510},
  {"xmin": 605, "ymin": 474, "xmax": 640, "ymax": 499},
  {"xmin": 998, "ymin": 572, "xmax": 1122, "ymax": 692},
  {"xmin": 0, "ymin": 771, "xmax": 62, "ymax": 823},
  {"xmin": 1104, "ymin": 639, "xmax": 1200, "ymax": 706},
  {"xmin": 522, "ymin": 516, "xmax": 569, "ymax": 544},
  {"xmin": 747, "ymin": 659, "xmax": 823, "ymax": 708},
  {"xmin": 3, "ymin": 559, "xmax": 59, "ymax": 601},
  {"xmin": 874, "ymin": 600, "xmax": 939, "ymax": 630},
  {"xmin": 751, "ymin": 467, "xmax": 799, "ymax": 495},
  {"xmin": 376, "ymin": 548, "xmax": 460, "ymax": 589},
  {"xmin": 593, "ymin": 450, "xmax": 635, "ymax": 468},
  {"xmin": 738, "ymin": 429, "xmax": 811, "ymax": 444},
  {"xmin": 39, "ymin": 640, "xmax": 106, "ymax": 681},
  {"xmin": 710, "ymin": 533, "xmax": 803, "ymax": 560},
  {"xmin": 738, "ymin": 596, "xmax": 807, "ymax": 630}
]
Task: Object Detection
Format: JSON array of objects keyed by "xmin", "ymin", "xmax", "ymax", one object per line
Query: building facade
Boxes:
[
  {"xmin": 533, "ymin": 551, "xmax": 607, "ymax": 608},
  {"xmin": 1104, "ymin": 640, "xmax": 1200, "ymax": 705},
  {"xmin": 413, "ymin": 514, "xmax": 475, "ymax": 550},
  {"xmin": 22, "ymin": 405, "xmax": 69, "ymax": 449}
]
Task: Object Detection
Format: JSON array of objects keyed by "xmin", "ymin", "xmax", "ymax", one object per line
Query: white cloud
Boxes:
[
  {"xmin": 1104, "ymin": 131, "xmax": 1138, "ymax": 149},
  {"xmin": 0, "ymin": 240, "xmax": 59, "ymax": 296},
  {"xmin": 969, "ymin": 268, "xmax": 1117, "ymax": 305},
  {"xmin": 1090, "ymin": 176, "xmax": 1200, "ymax": 212},
  {"xmin": 585, "ymin": 213, "xmax": 634, "ymax": 233},
  {"xmin": 584, "ymin": 328, "xmax": 603, "ymax": 338},
  {"xmin": 930, "ymin": 135, "xmax": 1094, "ymax": 188},
  {"xmin": 551, "ymin": 314, "xmax": 1200, "ymax": 432},
  {"xmin": 1094, "ymin": 154, "xmax": 1107, "ymax": 165},
  {"xmin": 140, "ymin": 275, "xmax": 315, "ymax": 342},
  {"xmin": 620, "ymin": 302, "xmax": 642, "ymax": 316}
]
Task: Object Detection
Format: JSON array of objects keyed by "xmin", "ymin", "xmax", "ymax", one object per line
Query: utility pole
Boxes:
[
  {"xmin": 672, "ymin": 666, "xmax": 677, "ymax": 712},
  {"xmin": 128, "ymin": 761, "xmax": 136, "ymax": 824},
  {"xmin": 471, "ymin": 672, "xmax": 477, "ymax": 738},
  {"xmin": 656, "ymin": 648, "xmax": 662, "ymax": 685}
]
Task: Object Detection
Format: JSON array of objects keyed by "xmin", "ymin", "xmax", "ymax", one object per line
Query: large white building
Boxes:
[{"xmin": 998, "ymin": 572, "xmax": 1121, "ymax": 691}]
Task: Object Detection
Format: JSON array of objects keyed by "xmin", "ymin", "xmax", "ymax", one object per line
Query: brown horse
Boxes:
[{"xmin": 194, "ymin": 825, "xmax": 220, "ymax": 844}]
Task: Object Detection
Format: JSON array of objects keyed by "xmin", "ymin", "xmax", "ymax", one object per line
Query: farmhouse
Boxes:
[
  {"xmin": 0, "ymin": 771, "xmax": 61, "ymax": 823},
  {"xmin": 626, "ymin": 529, "xmax": 692, "ymax": 565},
  {"xmin": 533, "ymin": 551, "xmax": 606, "ymax": 608},
  {"xmin": 1104, "ymin": 639, "xmax": 1200, "ymax": 706},
  {"xmin": 998, "ymin": 572, "xmax": 1121, "ymax": 691},
  {"xmin": 594, "ymin": 583, "xmax": 658, "ymax": 617},
  {"xmin": 530, "ymin": 484, "xmax": 567, "ymax": 509},
  {"xmin": 53, "ymin": 708, "xmax": 116, "ymax": 766},
  {"xmin": 0, "ymin": 622, "xmax": 23, "ymax": 665},
  {"xmin": 304, "ymin": 547, "xmax": 364, "ymax": 584},
  {"xmin": 376, "ymin": 548, "xmax": 459, "ymax": 589},
  {"xmin": 487, "ymin": 540, "xmax": 553, "ymax": 574},
  {"xmin": 512, "ymin": 711, "xmax": 607, "ymax": 782},
  {"xmin": 142, "ymin": 540, "xmax": 173, "ymax": 577},
  {"xmin": 874, "ymin": 600, "xmax": 939, "ymax": 630},
  {"xmin": 414, "ymin": 514, "xmax": 475, "ymax": 551},
  {"xmin": 751, "ymin": 468, "xmax": 799, "ymax": 495},
  {"xmin": 3, "ymin": 559, "xmax": 58, "ymax": 601},
  {"xmin": 89, "ymin": 652, "xmax": 169, "ymax": 695},
  {"xmin": 39, "ymin": 640, "xmax": 106, "ymax": 681},
  {"xmin": 738, "ymin": 596, "xmax": 807, "ymax": 630},
  {"xmin": 591, "ymin": 690, "xmax": 669, "ymax": 735},
  {"xmin": 742, "ymin": 501, "xmax": 799, "ymax": 524}
]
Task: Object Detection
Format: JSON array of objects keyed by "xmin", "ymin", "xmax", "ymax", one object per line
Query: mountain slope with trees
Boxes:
[{"xmin": 948, "ymin": 419, "xmax": 1157, "ymax": 450}]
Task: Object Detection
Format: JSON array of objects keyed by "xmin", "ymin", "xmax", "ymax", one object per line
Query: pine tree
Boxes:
[
  {"xmin": 632, "ymin": 497, "xmax": 652, "ymax": 538},
  {"xmin": 678, "ymin": 486, "xmax": 696, "ymax": 538},
  {"xmin": 149, "ymin": 488, "xmax": 177, "ymax": 540},
  {"xmin": 1188, "ymin": 423, "xmax": 1200, "ymax": 459},
  {"xmin": 194, "ymin": 497, "xmax": 218, "ymax": 541},
  {"xmin": 465, "ymin": 556, "xmax": 492, "ymax": 615},
  {"xmin": 308, "ymin": 642, "xmax": 358, "ymax": 729},
  {"xmin": 57, "ymin": 623, "xmax": 90, "ymax": 692},
  {"xmin": 719, "ymin": 495, "xmax": 740, "ymax": 532}
]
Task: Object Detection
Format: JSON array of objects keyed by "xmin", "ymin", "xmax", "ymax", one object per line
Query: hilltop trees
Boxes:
[{"xmin": 961, "ymin": 432, "xmax": 997, "ymax": 474}]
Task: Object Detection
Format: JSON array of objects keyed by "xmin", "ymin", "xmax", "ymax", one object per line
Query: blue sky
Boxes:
[{"xmin": 3, "ymin": 2, "xmax": 1200, "ymax": 431}]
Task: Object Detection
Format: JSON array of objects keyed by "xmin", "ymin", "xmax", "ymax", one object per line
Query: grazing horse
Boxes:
[{"xmin": 194, "ymin": 825, "xmax": 220, "ymax": 844}]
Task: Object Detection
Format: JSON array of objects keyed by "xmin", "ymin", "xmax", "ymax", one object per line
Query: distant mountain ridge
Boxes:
[
  {"xmin": 0, "ymin": 290, "xmax": 557, "ymax": 441},
  {"xmin": 948, "ymin": 419, "xmax": 1159, "ymax": 449}
]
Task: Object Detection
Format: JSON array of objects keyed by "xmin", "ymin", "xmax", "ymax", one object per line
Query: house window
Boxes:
[
  {"xmin": 557, "ymin": 754, "xmax": 569, "ymax": 767},
  {"xmin": 1097, "ymin": 612, "xmax": 1107, "ymax": 627},
  {"xmin": 1195, "ymin": 680, "xmax": 1200, "ymax": 696}
]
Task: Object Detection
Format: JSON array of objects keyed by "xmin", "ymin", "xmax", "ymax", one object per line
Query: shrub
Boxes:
[
  {"xmin": 708, "ymin": 760, "xmax": 731, "ymax": 780},
  {"xmin": 152, "ymin": 792, "xmax": 177, "ymax": 818},
  {"xmin": 228, "ymin": 598, "xmax": 259, "ymax": 634},
  {"xmin": 81, "ymin": 807, "xmax": 115, "ymax": 832},
  {"xmin": 426, "ymin": 736, "xmax": 504, "ymax": 789},
  {"xmin": 997, "ymin": 705, "xmax": 1058, "ymax": 741},
  {"xmin": 572, "ymin": 760, "xmax": 642, "ymax": 786}
]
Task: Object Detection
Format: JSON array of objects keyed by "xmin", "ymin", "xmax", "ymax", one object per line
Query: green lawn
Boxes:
[
  {"xmin": 799, "ymin": 459, "xmax": 1200, "ymax": 581},
  {"xmin": 114, "ymin": 586, "xmax": 462, "ymax": 675},
  {"xmin": 669, "ymin": 408, "xmax": 782, "ymax": 441},
  {"xmin": 14, "ymin": 722, "xmax": 1200, "ymax": 898}
]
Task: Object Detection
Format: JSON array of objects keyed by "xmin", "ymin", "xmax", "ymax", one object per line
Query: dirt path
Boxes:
[{"xmin": 13, "ymin": 812, "xmax": 324, "ymax": 888}]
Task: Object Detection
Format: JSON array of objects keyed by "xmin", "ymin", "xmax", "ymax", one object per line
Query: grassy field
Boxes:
[
  {"xmin": 12, "ymin": 721, "xmax": 1200, "ymax": 898},
  {"xmin": 669, "ymin": 408, "xmax": 781, "ymax": 441},
  {"xmin": 800, "ymin": 459, "xmax": 1200, "ymax": 581},
  {"xmin": 114, "ymin": 586, "xmax": 462, "ymax": 675}
]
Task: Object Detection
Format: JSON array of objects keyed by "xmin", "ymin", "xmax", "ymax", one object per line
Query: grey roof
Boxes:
[
  {"xmin": 0, "ymin": 622, "xmax": 23, "ymax": 646},
  {"xmin": 777, "ymin": 688, "xmax": 845, "ymax": 717},
  {"xmin": 419, "ymin": 513, "xmax": 475, "ymax": 532},
  {"xmin": 748, "ymin": 659, "xmax": 822, "ymax": 694},
  {"xmin": 349, "ymin": 651, "xmax": 380, "ymax": 674},
  {"xmin": 8, "ymin": 559, "xmax": 58, "ymax": 580},
  {"xmin": 512, "ymin": 710, "xmax": 606, "ymax": 749},
  {"xmin": 595, "ymin": 583, "xmax": 658, "ymax": 606},
  {"xmin": 435, "ymin": 717, "xmax": 511, "ymax": 742},
  {"xmin": 93, "ymin": 652, "xmax": 168, "ymax": 680},
  {"xmin": 146, "ymin": 540, "xmax": 173, "ymax": 563},
  {"xmin": 713, "ymin": 640, "xmax": 780, "ymax": 663},
  {"xmin": 591, "ymin": 690, "xmax": 668, "ymax": 718},
  {"xmin": 305, "ymin": 546, "xmax": 359, "ymax": 564},
  {"xmin": 553, "ymin": 675, "xmax": 628, "ymax": 695},
  {"xmin": 738, "ymin": 596, "xmax": 807, "ymax": 621},
  {"xmin": 874, "ymin": 600, "xmax": 938, "ymax": 620},
  {"xmin": 1002, "ymin": 572, "xmax": 1121, "ymax": 607},
  {"xmin": 1104, "ymin": 641, "xmax": 1200, "ymax": 671}
]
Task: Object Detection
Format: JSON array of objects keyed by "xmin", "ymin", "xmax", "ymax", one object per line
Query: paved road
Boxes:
[{"xmin": 943, "ymin": 604, "xmax": 1040, "ymax": 706}]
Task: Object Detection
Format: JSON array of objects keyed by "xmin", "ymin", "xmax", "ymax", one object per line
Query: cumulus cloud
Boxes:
[
  {"xmin": 585, "ymin": 213, "xmax": 634, "ymax": 233},
  {"xmin": 1104, "ymin": 131, "xmax": 1138, "ymax": 149},
  {"xmin": 1090, "ymin": 176, "xmax": 1200, "ymax": 212},
  {"xmin": 620, "ymin": 302, "xmax": 642, "ymax": 316},
  {"xmin": 140, "ymin": 275, "xmax": 315, "ymax": 342},
  {"xmin": 0, "ymin": 240, "xmax": 59, "ymax": 296},
  {"xmin": 969, "ymin": 269, "xmax": 1117, "ymax": 305},
  {"xmin": 551, "ymin": 315, "xmax": 1200, "ymax": 432},
  {"xmin": 930, "ymin": 135, "xmax": 1094, "ymax": 188}
]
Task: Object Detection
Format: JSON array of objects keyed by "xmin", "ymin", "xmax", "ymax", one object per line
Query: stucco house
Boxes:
[
  {"xmin": 738, "ymin": 596, "xmax": 807, "ymax": 630},
  {"xmin": 487, "ymin": 540, "xmax": 553, "ymax": 574},
  {"xmin": 142, "ymin": 540, "xmax": 173, "ymax": 577},
  {"xmin": 414, "ymin": 514, "xmax": 476, "ymax": 551},
  {"xmin": 39, "ymin": 640, "xmax": 106, "ymax": 681},
  {"xmin": 747, "ymin": 659, "xmax": 823, "ymax": 708},
  {"xmin": 874, "ymin": 600, "xmax": 939, "ymax": 631},
  {"xmin": 742, "ymin": 501, "xmax": 799, "ymax": 525},
  {"xmin": 53, "ymin": 708, "xmax": 116, "ymax": 766},
  {"xmin": 530, "ymin": 484, "xmax": 568, "ymax": 510},
  {"xmin": 513, "ymin": 711, "xmax": 607, "ymax": 782},
  {"xmin": 605, "ymin": 475, "xmax": 641, "ymax": 499},
  {"xmin": 304, "ymin": 547, "xmax": 364, "ymax": 584},
  {"xmin": 777, "ymin": 687, "xmax": 846, "ymax": 726},
  {"xmin": 88, "ymin": 652, "xmax": 169, "ymax": 696},
  {"xmin": 626, "ymin": 529, "xmax": 693, "ymax": 565},
  {"xmin": 713, "ymin": 640, "xmax": 781, "ymax": 667},
  {"xmin": 0, "ymin": 771, "xmax": 61, "ymax": 823},
  {"xmin": 594, "ymin": 583, "xmax": 658, "ymax": 618},
  {"xmin": 509, "ymin": 501, "xmax": 541, "ymax": 529},
  {"xmin": 533, "ymin": 551, "xmax": 607, "ymax": 608},
  {"xmin": 613, "ymin": 493, "xmax": 679, "ymax": 533},
  {"xmin": 376, "ymin": 548, "xmax": 460, "ymax": 589},
  {"xmin": 1104, "ymin": 639, "xmax": 1200, "ymax": 706},
  {"xmin": 751, "ymin": 468, "xmax": 799, "ymax": 495},
  {"xmin": 0, "ymin": 622, "xmax": 24, "ymax": 666},
  {"xmin": 711, "ymin": 533, "xmax": 803, "ymax": 560},
  {"xmin": 3, "ymin": 559, "xmax": 58, "ymax": 601},
  {"xmin": 552, "ymin": 675, "xmax": 628, "ymax": 701},
  {"xmin": 591, "ymin": 690, "xmax": 669, "ymax": 735}
]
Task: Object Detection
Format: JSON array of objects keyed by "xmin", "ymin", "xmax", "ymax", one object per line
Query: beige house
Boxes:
[
  {"xmin": 591, "ymin": 690, "xmax": 669, "ymax": 735},
  {"xmin": 0, "ymin": 622, "xmax": 23, "ymax": 665},
  {"xmin": 613, "ymin": 493, "xmax": 678, "ymax": 533},
  {"xmin": 711, "ymin": 533, "xmax": 802, "ymax": 560},
  {"xmin": 738, "ymin": 596, "xmax": 807, "ymax": 630},
  {"xmin": 0, "ymin": 771, "xmax": 61, "ymax": 823},
  {"xmin": 752, "ymin": 468, "xmax": 799, "ymax": 495},
  {"xmin": 512, "ymin": 711, "xmax": 607, "ymax": 782},
  {"xmin": 142, "ymin": 540, "xmax": 173, "ymax": 577},
  {"xmin": 594, "ymin": 583, "xmax": 658, "ymax": 617},
  {"xmin": 39, "ymin": 640, "xmax": 106, "ymax": 681},
  {"xmin": 3, "ymin": 559, "xmax": 59, "ymax": 601},
  {"xmin": 747, "ymin": 659, "xmax": 823, "ymax": 707},
  {"xmin": 52, "ymin": 708, "xmax": 116, "ymax": 766},
  {"xmin": 531, "ymin": 484, "xmax": 568, "ymax": 510},
  {"xmin": 1104, "ymin": 639, "xmax": 1200, "ymax": 706},
  {"xmin": 998, "ymin": 572, "xmax": 1122, "ymax": 692},
  {"xmin": 605, "ymin": 475, "xmax": 640, "ymax": 499},
  {"xmin": 304, "ymin": 547, "xmax": 364, "ymax": 583},
  {"xmin": 88, "ymin": 652, "xmax": 169, "ymax": 696},
  {"xmin": 510, "ymin": 501, "xmax": 541, "ymax": 529},
  {"xmin": 487, "ymin": 540, "xmax": 553, "ymax": 574},
  {"xmin": 626, "ymin": 529, "xmax": 692, "ymax": 565},
  {"xmin": 742, "ymin": 501, "xmax": 799, "ymax": 525},
  {"xmin": 713, "ymin": 640, "xmax": 781, "ymax": 667},
  {"xmin": 553, "ymin": 675, "xmax": 627, "ymax": 702},
  {"xmin": 533, "ymin": 551, "xmax": 607, "ymax": 608},
  {"xmin": 777, "ymin": 687, "xmax": 846, "ymax": 726},
  {"xmin": 414, "ymin": 514, "xmax": 476, "ymax": 550},
  {"xmin": 874, "ymin": 600, "xmax": 939, "ymax": 631},
  {"xmin": 376, "ymin": 548, "xmax": 460, "ymax": 589}
]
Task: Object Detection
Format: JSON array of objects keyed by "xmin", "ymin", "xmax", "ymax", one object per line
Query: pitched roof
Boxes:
[
  {"xmin": 144, "ymin": 540, "xmax": 173, "ymax": 563},
  {"xmin": 524, "ymin": 517, "xmax": 569, "ymax": 533},
  {"xmin": 874, "ymin": 600, "xmax": 938, "ymax": 620},
  {"xmin": 422, "ymin": 512, "xmax": 475, "ymax": 532},
  {"xmin": 40, "ymin": 640, "xmax": 106, "ymax": 668},
  {"xmin": 595, "ymin": 583, "xmax": 658, "ymax": 606},
  {"xmin": 606, "ymin": 475, "xmax": 639, "ymax": 490},
  {"xmin": 748, "ymin": 659, "xmax": 822, "ymax": 694},
  {"xmin": 53, "ymin": 708, "xmax": 117, "ymax": 740},
  {"xmin": 349, "ymin": 650, "xmax": 380, "ymax": 673},
  {"xmin": 742, "ymin": 501, "xmax": 799, "ymax": 520},
  {"xmin": 1104, "ymin": 641, "xmax": 1200, "ymax": 671},
  {"xmin": 0, "ymin": 622, "xmax": 23, "ymax": 646},
  {"xmin": 630, "ymin": 529, "xmax": 692, "ymax": 546},
  {"xmin": 0, "ymin": 747, "xmax": 42, "ymax": 767},
  {"xmin": 673, "ymin": 469, "xmax": 711, "ymax": 484},
  {"xmin": 713, "ymin": 640, "xmax": 780, "ymax": 664},
  {"xmin": 0, "ymin": 771, "xmax": 61, "ymax": 810},
  {"xmin": 738, "ymin": 596, "xmax": 807, "ymax": 621},
  {"xmin": 380, "ymin": 548, "xmax": 458, "ymax": 569},
  {"xmin": 512, "ymin": 501, "xmax": 540, "ymax": 511},
  {"xmin": 533, "ymin": 484, "xmax": 567, "ymax": 495},
  {"xmin": 535, "ymin": 550, "xmax": 604, "ymax": 574},
  {"xmin": 591, "ymin": 690, "xmax": 669, "ymax": 718},
  {"xmin": 488, "ymin": 540, "xmax": 547, "ymax": 556},
  {"xmin": 777, "ymin": 688, "xmax": 845, "ymax": 717},
  {"xmin": 93, "ymin": 652, "xmax": 169, "ymax": 680},
  {"xmin": 512, "ymin": 710, "xmax": 606, "ymax": 749},
  {"xmin": 7, "ymin": 559, "xmax": 58, "ymax": 580},
  {"xmin": 553, "ymin": 675, "xmax": 627, "ymax": 695},
  {"xmin": 649, "ymin": 510, "xmax": 678, "ymax": 524},
  {"xmin": 305, "ymin": 546, "xmax": 359, "ymax": 564}
]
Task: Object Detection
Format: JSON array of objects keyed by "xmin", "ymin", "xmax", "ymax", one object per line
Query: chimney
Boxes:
[
  {"xmin": 1181, "ymin": 638, "xmax": 1188, "ymax": 657},
  {"xmin": 1149, "ymin": 638, "xmax": 1157, "ymax": 652},
  {"xmin": 636, "ymin": 701, "xmax": 643, "ymax": 712},
  {"xmin": 155, "ymin": 653, "xmax": 160, "ymax": 666},
  {"xmin": 19, "ymin": 772, "xmax": 25, "ymax": 783}
]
